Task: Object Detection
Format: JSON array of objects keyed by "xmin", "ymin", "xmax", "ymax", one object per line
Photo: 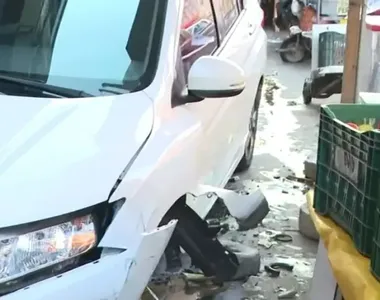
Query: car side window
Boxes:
[
  {"xmin": 212, "ymin": 0, "xmax": 240, "ymax": 40},
  {"xmin": 180, "ymin": 0, "xmax": 218, "ymax": 82}
]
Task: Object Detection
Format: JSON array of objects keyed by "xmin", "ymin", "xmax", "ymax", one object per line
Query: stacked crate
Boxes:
[{"xmin": 314, "ymin": 104, "xmax": 380, "ymax": 280}]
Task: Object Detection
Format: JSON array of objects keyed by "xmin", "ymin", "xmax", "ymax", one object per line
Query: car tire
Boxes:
[{"xmin": 236, "ymin": 81, "xmax": 262, "ymax": 172}]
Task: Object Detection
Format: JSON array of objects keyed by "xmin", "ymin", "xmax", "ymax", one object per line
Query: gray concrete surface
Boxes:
[{"xmin": 151, "ymin": 30, "xmax": 343, "ymax": 300}]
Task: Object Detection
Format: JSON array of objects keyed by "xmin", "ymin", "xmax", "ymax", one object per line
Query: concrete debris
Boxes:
[
  {"xmin": 183, "ymin": 273, "xmax": 213, "ymax": 283},
  {"xmin": 242, "ymin": 276, "xmax": 260, "ymax": 290},
  {"xmin": 263, "ymin": 76, "xmax": 281, "ymax": 106},
  {"xmin": 195, "ymin": 284, "xmax": 228, "ymax": 299},
  {"xmin": 219, "ymin": 240, "xmax": 261, "ymax": 280},
  {"xmin": 257, "ymin": 230, "xmax": 281, "ymax": 249},
  {"xmin": 287, "ymin": 100, "xmax": 298, "ymax": 106},
  {"xmin": 258, "ymin": 239, "xmax": 274, "ymax": 249},
  {"xmin": 304, "ymin": 153, "xmax": 317, "ymax": 182},
  {"xmin": 228, "ymin": 176, "xmax": 240, "ymax": 183},
  {"xmin": 298, "ymin": 202, "xmax": 319, "ymax": 241},
  {"xmin": 277, "ymin": 288, "xmax": 298, "ymax": 299},
  {"xmin": 210, "ymin": 283, "xmax": 249, "ymax": 300},
  {"xmin": 274, "ymin": 215, "xmax": 289, "ymax": 222},
  {"xmin": 234, "ymin": 189, "xmax": 270, "ymax": 231},
  {"xmin": 286, "ymin": 175, "xmax": 314, "ymax": 185}
]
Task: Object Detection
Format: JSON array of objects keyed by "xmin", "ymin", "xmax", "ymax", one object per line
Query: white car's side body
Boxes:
[{"xmin": 0, "ymin": 0, "xmax": 266, "ymax": 299}]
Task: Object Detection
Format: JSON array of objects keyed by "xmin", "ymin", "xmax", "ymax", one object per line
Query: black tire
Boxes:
[
  {"xmin": 236, "ymin": 81, "xmax": 262, "ymax": 172},
  {"xmin": 302, "ymin": 81, "xmax": 312, "ymax": 105},
  {"xmin": 279, "ymin": 35, "xmax": 307, "ymax": 63}
]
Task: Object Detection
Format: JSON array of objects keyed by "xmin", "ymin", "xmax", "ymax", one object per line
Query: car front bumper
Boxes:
[
  {"xmin": 3, "ymin": 220, "xmax": 177, "ymax": 300},
  {"xmin": 3, "ymin": 251, "xmax": 132, "ymax": 300}
]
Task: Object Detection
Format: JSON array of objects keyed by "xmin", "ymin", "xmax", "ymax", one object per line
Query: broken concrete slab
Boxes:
[
  {"xmin": 233, "ymin": 189, "xmax": 270, "ymax": 231},
  {"xmin": 219, "ymin": 240, "xmax": 261, "ymax": 280},
  {"xmin": 298, "ymin": 202, "xmax": 319, "ymax": 241},
  {"xmin": 278, "ymin": 288, "xmax": 297, "ymax": 299},
  {"xmin": 304, "ymin": 153, "xmax": 317, "ymax": 182}
]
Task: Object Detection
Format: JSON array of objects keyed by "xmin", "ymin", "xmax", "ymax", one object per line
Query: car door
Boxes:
[
  {"xmin": 179, "ymin": 0, "xmax": 230, "ymax": 187},
  {"xmin": 212, "ymin": 0, "xmax": 265, "ymax": 168}
]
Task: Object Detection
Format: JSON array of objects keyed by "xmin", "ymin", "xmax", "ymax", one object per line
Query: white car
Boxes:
[{"xmin": 0, "ymin": 0, "xmax": 266, "ymax": 299}]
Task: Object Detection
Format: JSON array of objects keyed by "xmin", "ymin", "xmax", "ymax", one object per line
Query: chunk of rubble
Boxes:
[{"xmin": 219, "ymin": 240, "xmax": 261, "ymax": 280}]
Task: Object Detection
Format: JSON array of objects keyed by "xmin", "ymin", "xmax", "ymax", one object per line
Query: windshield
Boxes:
[{"xmin": 0, "ymin": 0, "xmax": 166, "ymax": 97}]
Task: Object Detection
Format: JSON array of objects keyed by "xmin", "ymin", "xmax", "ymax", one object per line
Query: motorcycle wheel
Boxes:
[{"xmin": 279, "ymin": 35, "xmax": 306, "ymax": 63}]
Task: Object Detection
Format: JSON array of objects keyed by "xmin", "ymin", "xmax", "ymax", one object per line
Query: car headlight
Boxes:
[{"xmin": 0, "ymin": 214, "xmax": 96, "ymax": 284}]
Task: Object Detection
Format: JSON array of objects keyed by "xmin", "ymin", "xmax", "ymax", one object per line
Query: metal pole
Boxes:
[{"xmin": 340, "ymin": 0, "xmax": 367, "ymax": 103}]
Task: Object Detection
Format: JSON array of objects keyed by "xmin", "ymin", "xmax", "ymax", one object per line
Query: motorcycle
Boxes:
[
  {"xmin": 278, "ymin": 26, "xmax": 312, "ymax": 63},
  {"xmin": 276, "ymin": 2, "xmax": 316, "ymax": 63}
]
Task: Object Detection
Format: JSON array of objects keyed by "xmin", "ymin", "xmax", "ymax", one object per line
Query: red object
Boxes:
[
  {"xmin": 182, "ymin": 15, "xmax": 199, "ymax": 29},
  {"xmin": 260, "ymin": 8, "xmax": 265, "ymax": 27},
  {"xmin": 300, "ymin": 6, "xmax": 317, "ymax": 31},
  {"xmin": 366, "ymin": 15, "xmax": 380, "ymax": 32},
  {"xmin": 347, "ymin": 122, "xmax": 359, "ymax": 129}
]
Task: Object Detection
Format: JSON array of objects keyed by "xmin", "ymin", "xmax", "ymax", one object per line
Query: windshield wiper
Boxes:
[
  {"xmin": 0, "ymin": 75, "xmax": 93, "ymax": 98},
  {"xmin": 99, "ymin": 82, "xmax": 131, "ymax": 95},
  {"xmin": 101, "ymin": 82, "xmax": 141, "ymax": 93}
]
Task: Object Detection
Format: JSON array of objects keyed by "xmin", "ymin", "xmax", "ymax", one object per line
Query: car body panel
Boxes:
[
  {"xmin": 0, "ymin": 0, "xmax": 267, "ymax": 298},
  {"xmin": 2, "ymin": 220, "xmax": 177, "ymax": 300},
  {"xmin": 0, "ymin": 92, "xmax": 153, "ymax": 227}
]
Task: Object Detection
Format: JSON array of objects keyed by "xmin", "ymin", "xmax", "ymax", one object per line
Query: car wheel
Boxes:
[{"xmin": 236, "ymin": 82, "xmax": 262, "ymax": 172}]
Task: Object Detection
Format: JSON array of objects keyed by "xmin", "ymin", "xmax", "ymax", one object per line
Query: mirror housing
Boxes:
[{"xmin": 187, "ymin": 56, "xmax": 246, "ymax": 99}]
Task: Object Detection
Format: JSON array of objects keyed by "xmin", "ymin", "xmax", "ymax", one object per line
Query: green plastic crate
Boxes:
[
  {"xmin": 314, "ymin": 104, "xmax": 380, "ymax": 258},
  {"xmin": 372, "ymin": 208, "xmax": 380, "ymax": 280}
]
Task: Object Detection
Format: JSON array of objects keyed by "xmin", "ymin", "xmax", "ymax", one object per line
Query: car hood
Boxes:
[{"xmin": 0, "ymin": 92, "xmax": 154, "ymax": 227}]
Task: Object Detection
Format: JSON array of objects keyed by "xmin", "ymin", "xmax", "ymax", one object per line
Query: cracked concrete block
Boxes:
[
  {"xmin": 219, "ymin": 240, "xmax": 261, "ymax": 280},
  {"xmin": 298, "ymin": 202, "xmax": 319, "ymax": 241},
  {"xmin": 304, "ymin": 153, "xmax": 317, "ymax": 182},
  {"xmin": 233, "ymin": 189, "xmax": 270, "ymax": 231}
]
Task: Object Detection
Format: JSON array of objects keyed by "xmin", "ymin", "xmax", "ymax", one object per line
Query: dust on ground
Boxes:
[{"xmin": 147, "ymin": 31, "xmax": 342, "ymax": 300}]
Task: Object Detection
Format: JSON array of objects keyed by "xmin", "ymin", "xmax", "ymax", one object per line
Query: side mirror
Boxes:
[{"xmin": 187, "ymin": 56, "xmax": 246, "ymax": 99}]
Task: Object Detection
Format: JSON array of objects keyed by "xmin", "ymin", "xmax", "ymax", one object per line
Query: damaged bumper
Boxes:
[
  {"xmin": 189, "ymin": 185, "xmax": 269, "ymax": 230},
  {"xmin": 2, "ymin": 221, "xmax": 177, "ymax": 300}
]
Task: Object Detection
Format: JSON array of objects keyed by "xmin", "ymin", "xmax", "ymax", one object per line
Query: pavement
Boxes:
[{"xmin": 150, "ymin": 30, "xmax": 342, "ymax": 300}]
